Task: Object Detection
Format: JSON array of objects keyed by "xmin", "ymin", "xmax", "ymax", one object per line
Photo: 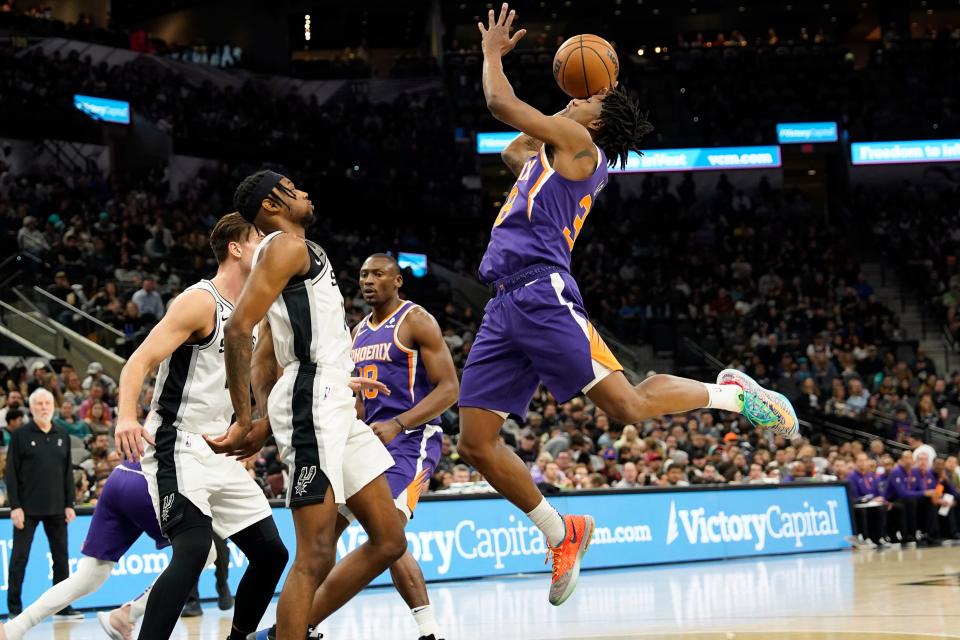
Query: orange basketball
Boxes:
[{"xmin": 552, "ymin": 34, "xmax": 619, "ymax": 99}]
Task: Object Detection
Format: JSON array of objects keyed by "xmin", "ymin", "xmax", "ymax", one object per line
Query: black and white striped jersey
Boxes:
[
  {"xmin": 253, "ymin": 231, "xmax": 354, "ymax": 379},
  {"xmin": 150, "ymin": 280, "xmax": 245, "ymax": 436}
]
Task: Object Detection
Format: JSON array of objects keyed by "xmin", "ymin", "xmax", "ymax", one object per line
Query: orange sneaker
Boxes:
[{"xmin": 546, "ymin": 514, "xmax": 595, "ymax": 606}]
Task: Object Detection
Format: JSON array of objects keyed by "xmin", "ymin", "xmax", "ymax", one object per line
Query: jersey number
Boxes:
[
  {"xmin": 493, "ymin": 160, "xmax": 535, "ymax": 228},
  {"xmin": 360, "ymin": 364, "xmax": 379, "ymax": 399},
  {"xmin": 562, "ymin": 195, "xmax": 593, "ymax": 251}
]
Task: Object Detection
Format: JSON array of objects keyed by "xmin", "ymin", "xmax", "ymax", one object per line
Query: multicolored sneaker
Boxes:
[
  {"xmin": 546, "ymin": 514, "xmax": 595, "ymax": 606},
  {"xmin": 717, "ymin": 369, "xmax": 799, "ymax": 438}
]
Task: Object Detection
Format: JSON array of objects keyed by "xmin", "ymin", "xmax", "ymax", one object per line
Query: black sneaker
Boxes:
[
  {"xmin": 53, "ymin": 606, "xmax": 85, "ymax": 620},
  {"xmin": 217, "ymin": 583, "xmax": 234, "ymax": 611},
  {"xmin": 181, "ymin": 599, "xmax": 203, "ymax": 617},
  {"xmin": 418, "ymin": 635, "xmax": 446, "ymax": 640}
]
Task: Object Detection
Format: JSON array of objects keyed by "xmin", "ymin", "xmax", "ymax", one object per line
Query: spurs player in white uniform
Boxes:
[
  {"xmin": 115, "ymin": 213, "xmax": 288, "ymax": 640},
  {"xmin": 209, "ymin": 171, "xmax": 406, "ymax": 640}
]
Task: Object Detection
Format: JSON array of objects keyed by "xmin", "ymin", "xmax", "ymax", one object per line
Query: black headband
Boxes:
[{"xmin": 239, "ymin": 170, "xmax": 284, "ymax": 223}]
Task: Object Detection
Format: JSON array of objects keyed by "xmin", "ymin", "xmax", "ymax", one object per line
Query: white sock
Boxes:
[
  {"xmin": 126, "ymin": 584, "xmax": 152, "ymax": 623},
  {"xmin": 5, "ymin": 557, "xmax": 113, "ymax": 640},
  {"xmin": 411, "ymin": 604, "xmax": 440, "ymax": 638},
  {"xmin": 704, "ymin": 383, "xmax": 744, "ymax": 413},
  {"xmin": 526, "ymin": 498, "xmax": 566, "ymax": 547}
]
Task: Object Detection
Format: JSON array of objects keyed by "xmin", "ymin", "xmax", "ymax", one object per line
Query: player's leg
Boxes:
[
  {"xmin": 307, "ymin": 417, "xmax": 405, "ymax": 626},
  {"xmin": 213, "ymin": 535, "xmax": 233, "ymax": 610},
  {"xmin": 220, "ymin": 518, "xmax": 287, "ymax": 639},
  {"xmin": 137, "ymin": 503, "xmax": 216, "ymax": 640},
  {"xmin": 276, "ymin": 492, "xmax": 340, "ymax": 640},
  {"xmin": 2, "ymin": 557, "xmax": 114, "ymax": 640},
  {"xmin": 385, "ymin": 428, "xmax": 443, "ymax": 639},
  {"xmin": 307, "ymin": 475, "xmax": 406, "ymax": 626}
]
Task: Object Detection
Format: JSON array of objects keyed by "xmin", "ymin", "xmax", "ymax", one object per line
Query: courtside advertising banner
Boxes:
[
  {"xmin": 476, "ymin": 133, "xmax": 781, "ymax": 172},
  {"xmin": 0, "ymin": 483, "xmax": 851, "ymax": 612},
  {"xmin": 851, "ymin": 139, "xmax": 960, "ymax": 165}
]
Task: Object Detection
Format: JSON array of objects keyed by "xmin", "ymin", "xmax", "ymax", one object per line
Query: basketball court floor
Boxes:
[{"xmin": 20, "ymin": 546, "xmax": 960, "ymax": 639}]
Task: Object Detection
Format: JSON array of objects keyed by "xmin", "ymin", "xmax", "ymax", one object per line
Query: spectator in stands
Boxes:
[
  {"xmin": 908, "ymin": 434, "xmax": 938, "ymax": 470},
  {"xmin": 847, "ymin": 378, "xmax": 870, "ymax": 415},
  {"xmin": 0, "ymin": 390, "xmax": 25, "ymax": 428},
  {"xmin": 16, "ymin": 216, "xmax": 49, "ymax": 256},
  {"xmin": 83, "ymin": 401, "xmax": 111, "ymax": 436},
  {"xmin": 1, "ymin": 408, "xmax": 24, "ymax": 446},
  {"xmin": 946, "ymin": 456, "xmax": 960, "ymax": 488},
  {"xmin": 26, "ymin": 362, "xmax": 50, "ymax": 395},
  {"xmin": 932, "ymin": 458, "xmax": 960, "ymax": 539},
  {"xmin": 81, "ymin": 362, "xmax": 115, "ymax": 396},
  {"xmin": 915, "ymin": 394, "xmax": 943, "ymax": 429},
  {"xmin": 614, "ymin": 462, "xmax": 641, "ymax": 489},
  {"xmin": 131, "ymin": 276, "xmax": 164, "ymax": 321},
  {"xmin": 78, "ymin": 382, "xmax": 112, "ymax": 424},
  {"xmin": 516, "ymin": 431, "xmax": 539, "ymax": 464},
  {"xmin": 661, "ymin": 462, "xmax": 690, "ymax": 487},
  {"xmin": 5, "ymin": 388, "xmax": 77, "ymax": 618},
  {"xmin": 53, "ymin": 400, "xmax": 88, "ymax": 439},
  {"xmin": 868, "ymin": 439, "xmax": 885, "ymax": 461},
  {"xmin": 61, "ymin": 372, "xmax": 84, "ymax": 406},
  {"xmin": 530, "ymin": 452, "xmax": 552, "ymax": 484}
]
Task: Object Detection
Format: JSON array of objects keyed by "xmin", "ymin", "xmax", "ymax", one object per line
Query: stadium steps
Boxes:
[
  {"xmin": 3, "ymin": 286, "xmax": 125, "ymax": 380},
  {"xmin": 861, "ymin": 262, "xmax": 952, "ymax": 375}
]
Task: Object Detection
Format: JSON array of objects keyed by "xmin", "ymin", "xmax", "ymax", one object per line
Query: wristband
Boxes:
[{"xmin": 393, "ymin": 417, "xmax": 406, "ymax": 430}]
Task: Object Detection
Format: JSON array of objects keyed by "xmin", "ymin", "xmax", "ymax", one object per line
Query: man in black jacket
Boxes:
[{"xmin": 5, "ymin": 388, "xmax": 79, "ymax": 619}]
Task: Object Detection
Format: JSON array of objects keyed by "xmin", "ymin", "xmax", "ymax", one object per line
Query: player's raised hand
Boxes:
[
  {"xmin": 478, "ymin": 3, "xmax": 526, "ymax": 57},
  {"xmin": 348, "ymin": 376, "xmax": 391, "ymax": 396},
  {"xmin": 115, "ymin": 416, "xmax": 155, "ymax": 463}
]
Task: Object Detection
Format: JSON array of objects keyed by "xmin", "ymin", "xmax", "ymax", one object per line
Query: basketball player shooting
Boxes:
[{"xmin": 457, "ymin": 3, "xmax": 801, "ymax": 607}]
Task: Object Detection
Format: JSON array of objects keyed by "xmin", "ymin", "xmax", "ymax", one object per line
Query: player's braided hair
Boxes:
[
  {"xmin": 594, "ymin": 87, "xmax": 654, "ymax": 170},
  {"xmin": 233, "ymin": 170, "xmax": 295, "ymax": 217}
]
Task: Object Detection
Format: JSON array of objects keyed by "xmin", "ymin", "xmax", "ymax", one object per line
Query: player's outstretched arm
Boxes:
[
  {"xmin": 116, "ymin": 289, "xmax": 215, "ymax": 461},
  {"xmin": 212, "ymin": 234, "xmax": 309, "ymax": 453},
  {"xmin": 480, "ymin": 4, "xmax": 592, "ymax": 160},
  {"xmin": 371, "ymin": 308, "xmax": 459, "ymax": 444}
]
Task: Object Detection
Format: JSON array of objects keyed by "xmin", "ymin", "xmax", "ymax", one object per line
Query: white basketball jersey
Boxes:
[
  {"xmin": 151, "ymin": 280, "xmax": 245, "ymax": 436},
  {"xmin": 253, "ymin": 231, "xmax": 354, "ymax": 378}
]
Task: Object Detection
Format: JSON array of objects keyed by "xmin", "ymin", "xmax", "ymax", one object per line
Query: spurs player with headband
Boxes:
[
  {"xmin": 210, "ymin": 171, "xmax": 406, "ymax": 640},
  {"xmin": 114, "ymin": 213, "xmax": 289, "ymax": 640},
  {"xmin": 458, "ymin": 3, "xmax": 800, "ymax": 606}
]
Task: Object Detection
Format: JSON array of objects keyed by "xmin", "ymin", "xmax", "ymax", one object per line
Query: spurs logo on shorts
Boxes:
[
  {"xmin": 295, "ymin": 465, "xmax": 317, "ymax": 496},
  {"xmin": 160, "ymin": 493, "xmax": 175, "ymax": 522}
]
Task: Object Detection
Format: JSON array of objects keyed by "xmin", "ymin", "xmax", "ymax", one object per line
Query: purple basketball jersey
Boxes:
[
  {"xmin": 478, "ymin": 144, "xmax": 609, "ymax": 283},
  {"xmin": 351, "ymin": 300, "xmax": 438, "ymax": 427}
]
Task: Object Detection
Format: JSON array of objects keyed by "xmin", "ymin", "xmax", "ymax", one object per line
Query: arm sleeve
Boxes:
[{"xmin": 6, "ymin": 432, "xmax": 20, "ymax": 510}]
